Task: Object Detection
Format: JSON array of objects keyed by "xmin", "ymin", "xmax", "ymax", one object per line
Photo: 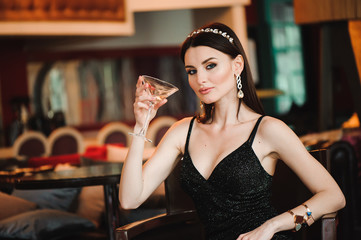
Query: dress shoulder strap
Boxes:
[
  {"xmin": 247, "ymin": 115, "xmax": 265, "ymax": 145},
  {"xmin": 185, "ymin": 116, "xmax": 196, "ymax": 152}
]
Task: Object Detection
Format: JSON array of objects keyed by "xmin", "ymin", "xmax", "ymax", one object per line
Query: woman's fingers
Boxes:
[
  {"xmin": 154, "ymin": 99, "xmax": 167, "ymax": 110},
  {"xmin": 137, "ymin": 94, "xmax": 155, "ymax": 102},
  {"xmin": 135, "ymin": 76, "xmax": 155, "ymax": 103},
  {"xmin": 134, "ymin": 101, "xmax": 151, "ymax": 110},
  {"xmin": 135, "ymin": 76, "xmax": 146, "ymax": 97},
  {"xmin": 137, "ymin": 75, "xmax": 145, "ymax": 87},
  {"xmin": 135, "ymin": 76, "xmax": 152, "ymax": 98},
  {"xmin": 133, "ymin": 76, "xmax": 168, "ymax": 125}
]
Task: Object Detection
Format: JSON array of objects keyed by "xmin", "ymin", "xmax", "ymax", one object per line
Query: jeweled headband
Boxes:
[{"xmin": 187, "ymin": 28, "xmax": 234, "ymax": 44}]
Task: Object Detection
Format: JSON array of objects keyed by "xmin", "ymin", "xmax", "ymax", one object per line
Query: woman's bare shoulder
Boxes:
[
  {"xmin": 174, "ymin": 117, "xmax": 194, "ymax": 127},
  {"xmin": 168, "ymin": 117, "xmax": 194, "ymax": 135},
  {"xmin": 161, "ymin": 117, "xmax": 194, "ymax": 145},
  {"xmin": 259, "ymin": 116, "xmax": 303, "ymax": 151},
  {"xmin": 260, "ymin": 116, "xmax": 290, "ymax": 130},
  {"xmin": 259, "ymin": 116, "xmax": 298, "ymax": 140}
]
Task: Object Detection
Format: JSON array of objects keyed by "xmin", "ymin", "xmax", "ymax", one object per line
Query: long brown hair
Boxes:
[{"xmin": 180, "ymin": 22, "xmax": 264, "ymax": 123}]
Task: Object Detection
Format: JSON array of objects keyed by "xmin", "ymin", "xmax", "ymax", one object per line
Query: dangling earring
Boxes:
[
  {"xmin": 236, "ymin": 74, "xmax": 244, "ymax": 99},
  {"xmin": 200, "ymin": 101, "xmax": 205, "ymax": 114},
  {"xmin": 199, "ymin": 101, "xmax": 206, "ymax": 118}
]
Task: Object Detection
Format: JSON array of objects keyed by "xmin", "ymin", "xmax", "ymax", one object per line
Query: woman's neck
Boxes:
[{"xmin": 212, "ymin": 98, "xmax": 256, "ymax": 127}]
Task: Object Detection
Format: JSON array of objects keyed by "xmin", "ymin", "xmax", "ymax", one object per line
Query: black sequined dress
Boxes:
[{"xmin": 180, "ymin": 116, "xmax": 293, "ymax": 240}]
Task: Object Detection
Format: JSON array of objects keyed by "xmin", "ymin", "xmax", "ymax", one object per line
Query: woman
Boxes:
[{"xmin": 119, "ymin": 22, "xmax": 345, "ymax": 240}]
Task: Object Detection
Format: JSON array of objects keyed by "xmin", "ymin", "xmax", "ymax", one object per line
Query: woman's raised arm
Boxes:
[{"xmin": 118, "ymin": 76, "xmax": 188, "ymax": 209}]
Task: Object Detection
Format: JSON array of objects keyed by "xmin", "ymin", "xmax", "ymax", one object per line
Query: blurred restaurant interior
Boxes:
[{"xmin": 0, "ymin": 0, "xmax": 361, "ymax": 239}]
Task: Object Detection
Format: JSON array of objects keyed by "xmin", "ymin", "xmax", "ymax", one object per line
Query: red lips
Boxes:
[{"xmin": 199, "ymin": 87, "xmax": 213, "ymax": 95}]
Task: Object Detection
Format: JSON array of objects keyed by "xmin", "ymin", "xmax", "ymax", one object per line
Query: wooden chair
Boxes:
[
  {"xmin": 97, "ymin": 122, "xmax": 132, "ymax": 147},
  {"xmin": 12, "ymin": 131, "xmax": 49, "ymax": 158},
  {"xmin": 48, "ymin": 127, "xmax": 85, "ymax": 156},
  {"xmin": 116, "ymin": 150, "xmax": 337, "ymax": 240}
]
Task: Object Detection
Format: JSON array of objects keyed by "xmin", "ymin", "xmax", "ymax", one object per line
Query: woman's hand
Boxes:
[
  {"xmin": 236, "ymin": 221, "xmax": 275, "ymax": 240},
  {"xmin": 133, "ymin": 76, "xmax": 167, "ymax": 128}
]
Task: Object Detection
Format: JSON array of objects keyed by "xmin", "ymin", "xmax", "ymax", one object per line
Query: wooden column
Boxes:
[
  {"xmin": 294, "ymin": 0, "xmax": 361, "ymax": 24},
  {"xmin": 348, "ymin": 20, "xmax": 361, "ymax": 121}
]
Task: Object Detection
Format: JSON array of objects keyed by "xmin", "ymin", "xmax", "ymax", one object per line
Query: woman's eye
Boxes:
[
  {"xmin": 206, "ymin": 63, "xmax": 216, "ymax": 70},
  {"xmin": 187, "ymin": 69, "xmax": 197, "ymax": 75}
]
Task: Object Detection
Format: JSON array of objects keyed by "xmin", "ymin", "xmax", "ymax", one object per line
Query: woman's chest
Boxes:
[
  {"xmin": 182, "ymin": 147, "xmax": 272, "ymax": 194},
  {"xmin": 188, "ymin": 127, "xmax": 252, "ymax": 177}
]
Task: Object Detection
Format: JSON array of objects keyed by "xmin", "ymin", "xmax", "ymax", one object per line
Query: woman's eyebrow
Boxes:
[
  {"xmin": 185, "ymin": 57, "xmax": 217, "ymax": 69},
  {"xmin": 202, "ymin": 57, "xmax": 216, "ymax": 65}
]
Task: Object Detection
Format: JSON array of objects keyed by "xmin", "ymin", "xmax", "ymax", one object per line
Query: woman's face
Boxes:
[{"xmin": 184, "ymin": 46, "xmax": 240, "ymax": 104}]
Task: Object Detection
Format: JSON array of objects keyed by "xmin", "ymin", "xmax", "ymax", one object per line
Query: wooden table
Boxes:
[{"xmin": 0, "ymin": 163, "xmax": 123, "ymax": 240}]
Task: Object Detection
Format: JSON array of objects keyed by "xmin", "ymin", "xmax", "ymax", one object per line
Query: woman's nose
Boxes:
[{"xmin": 196, "ymin": 71, "xmax": 207, "ymax": 85}]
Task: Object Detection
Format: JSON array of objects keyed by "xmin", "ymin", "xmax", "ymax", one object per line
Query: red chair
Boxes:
[
  {"xmin": 97, "ymin": 122, "xmax": 132, "ymax": 147},
  {"xmin": 48, "ymin": 127, "xmax": 84, "ymax": 156},
  {"xmin": 146, "ymin": 116, "xmax": 177, "ymax": 147},
  {"xmin": 12, "ymin": 131, "xmax": 49, "ymax": 158}
]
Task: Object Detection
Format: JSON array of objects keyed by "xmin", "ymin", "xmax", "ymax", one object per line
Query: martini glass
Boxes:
[{"xmin": 129, "ymin": 75, "xmax": 179, "ymax": 142}]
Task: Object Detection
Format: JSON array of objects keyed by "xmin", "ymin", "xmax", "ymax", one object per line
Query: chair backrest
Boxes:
[
  {"xmin": 328, "ymin": 141, "xmax": 361, "ymax": 239},
  {"xmin": 147, "ymin": 116, "xmax": 177, "ymax": 147},
  {"xmin": 12, "ymin": 131, "xmax": 49, "ymax": 158},
  {"xmin": 271, "ymin": 149, "xmax": 328, "ymax": 240},
  {"xmin": 161, "ymin": 155, "xmax": 205, "ymax": 240},
  {"xmin": 272, "ymin": 149, "xmax": 328, "ymax": 210},
  {"xmin": 97, "ymin": 122, "xmax": 132, "ymax": 147},
  {"xmin": 48, "ymin": 127, "xmax": 84, "ymax": 156},
  {"xmin": 164, "ymin": 155, "xmax": 196, "ymax": 214}
]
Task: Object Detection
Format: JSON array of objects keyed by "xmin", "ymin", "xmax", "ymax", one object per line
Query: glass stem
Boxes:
[{"xmin": 139, "ymin": 103, "xmax": 153, "ymax": 137}]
